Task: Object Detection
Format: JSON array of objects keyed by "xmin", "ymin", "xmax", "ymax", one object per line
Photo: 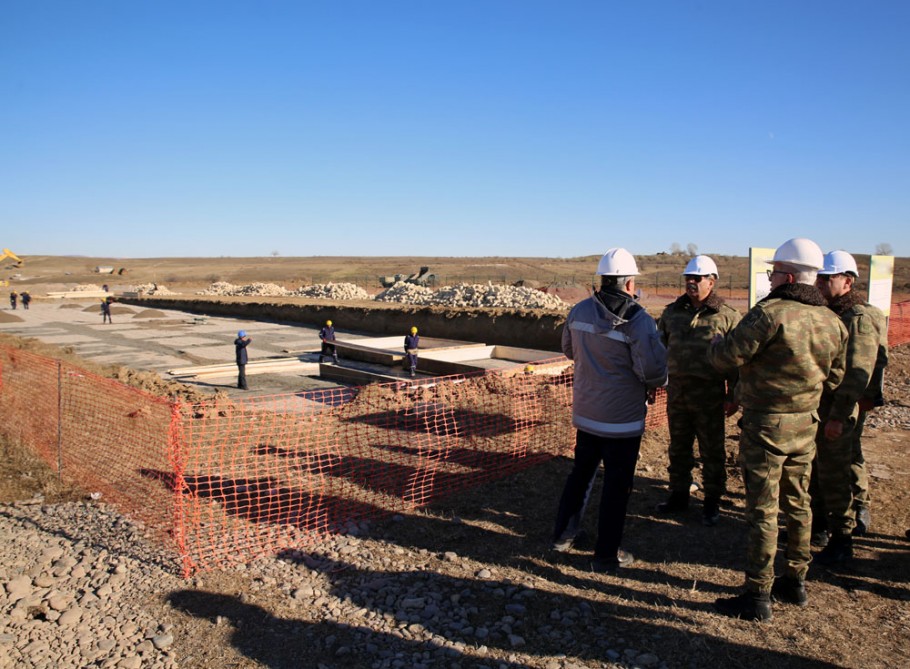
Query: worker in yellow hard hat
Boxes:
[
  {"xmin": 319, "ymin": 320, "xmax": 338, "ymax": 364},
  {"xmin": 404, "ymin": 326, "xmax": 420, "ymax": 377}
]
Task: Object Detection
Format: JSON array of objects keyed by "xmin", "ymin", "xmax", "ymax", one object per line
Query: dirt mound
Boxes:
[
  {"xmin": 0, "ymin": 312, "xmax": 24, "ymax": 323},
  {"xmin": 110, "ymin": 306, "xmax": 136, "ymax": 315},
  {"xmin": 132, "ymin": 309, "xmax": 168, "ymax": 319},
  {"xmin": 58, "ymin": 303, "xmax": 88, "ymax": 309}
]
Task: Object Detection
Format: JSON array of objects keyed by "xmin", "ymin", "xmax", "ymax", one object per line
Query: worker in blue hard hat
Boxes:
[{"xmin": 234, "ymin": 330, "xmax": 252, "ymax": 390}]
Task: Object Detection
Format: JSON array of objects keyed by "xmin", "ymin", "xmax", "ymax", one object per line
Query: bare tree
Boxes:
[
  {"xmin": 670, "ymin": 242, "xmax": 683, "ymax": 255},
  {"xmin": 271, "ymin": 250, "xmax": 281, "ymax": 257},
  {"xmin": 875, "ymin": 243, "xmax": 893, "ymax": 255},
  {"xmin": 686, "ymin": 243, "xmax": 698, "ymax": 257}
]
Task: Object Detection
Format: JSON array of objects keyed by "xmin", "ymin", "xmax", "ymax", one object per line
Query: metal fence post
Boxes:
[{"xmin": 57, "ymin": 360, "xmax": 63, "ymax": 479}]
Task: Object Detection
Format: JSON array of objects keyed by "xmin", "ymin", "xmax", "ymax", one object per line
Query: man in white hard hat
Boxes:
[
  {"xmin": 708, "ymin": 238, "xmax": 847, "ymax": 620},
  {"xmin": 552, "ymin": 248, "xmax": 667, "ymax": 573},
  {"xmin": 811, "ymin": 250, "xmax": 888, "ymax": 564},
  {"xmin": 656, "ymin": 255, "xmax": 741, "ymax": 525}
]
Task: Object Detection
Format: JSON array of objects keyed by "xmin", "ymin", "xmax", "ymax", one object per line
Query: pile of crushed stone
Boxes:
[
  {"xmin": 198, "ymin": 280, "xmax": 566, "ymax": 309},
  {"xmin": 197, "ymin": 281, "xmax": 371, "ymax": 300},
  {"xmin": 375, "ymin": 281, "xmax": 568, "ymax": 310},
  {"xmin": 131, "ymin": 283, "xmax": 176, "ymax": 296},
  {"xmin": 72, "ymin": 284, "xmax": 104, "ymax": 292},
  {"xmin": 0, "ymin": 312, "xmax": 24, "ymax": 323}
]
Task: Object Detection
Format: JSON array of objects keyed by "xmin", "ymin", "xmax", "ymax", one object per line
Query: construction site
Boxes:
[{"xmin": 2, "ymin": 253, "xmax": 910, "ymax": 669}]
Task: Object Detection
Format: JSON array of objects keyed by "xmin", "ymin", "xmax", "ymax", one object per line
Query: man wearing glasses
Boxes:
[
  {"xmin": 707, "ymin": 238, "xmax": 847, "ymax": 621},
  {"xmin": 656, "ymin": 255, "xmax": 741, "ymax": 526},
  {"xmin": 811, "ymin": 250, "xmax": 888, "ymax": 564}
]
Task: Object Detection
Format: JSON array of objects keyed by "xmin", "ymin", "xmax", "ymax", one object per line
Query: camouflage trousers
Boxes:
[
  {"xmin": 666, "ymin": 378, "xmax": 727, "ymax": 498},
  {"xmin": 740, "ymin": 410, "xmax": 817, "ymax": 593},
  {"xmin": 812, "ymin": 413, "xmax": 858, "ymax": 538},
  {"xmin": 852, "ymin": 409, "xmax": 871, "ymax": 509}
]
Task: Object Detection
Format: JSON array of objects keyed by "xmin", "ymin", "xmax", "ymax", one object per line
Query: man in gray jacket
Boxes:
[{"xmin": 552, "ymin": 248, "xmax": 668, "ymax": 573}]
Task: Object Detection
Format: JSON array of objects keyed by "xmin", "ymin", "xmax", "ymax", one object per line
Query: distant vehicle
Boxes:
[
  {"xmin": 94, "ymin": 266, "xmax": 115, "ymax": 274},
  {"xmin": 1, "ymin": 248, "xmax": 24, "ymax": 268},
  {"xmin": 379, "ymin": 266, "xmax": 437, "ymax": 288}
]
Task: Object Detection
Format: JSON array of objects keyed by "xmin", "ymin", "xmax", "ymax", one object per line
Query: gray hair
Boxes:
[
  {"xmin": 777, "ymin": 262, "xmax": 818, "ymax": 286},
  {"xmin": 600, "ymin": 275, "xmax": 633, "ymax": 289}
]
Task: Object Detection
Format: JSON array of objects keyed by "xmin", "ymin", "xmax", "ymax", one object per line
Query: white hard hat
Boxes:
[
  {"xmin": 682, "ymin": 255, "xmax": 719, "ymax": 278},
  {"xmin": 818, "ymin": 250, "xmax": 859, "ymax": 277},
  {"xmin": 771, "ymin": 238, "xmax": 824, "ymax": 270},
  {"xmin": 596, "ymin": 248, "xmax": 639, "ymax": 276}
]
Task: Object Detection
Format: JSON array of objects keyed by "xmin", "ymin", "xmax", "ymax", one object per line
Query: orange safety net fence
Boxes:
[
  {"xmin": 889, "ymin": 300, "xmax": 910, "ymax": 347},
  {"xmin": 14, "ymin": 298, "xmax": 907, "ymax": 576},
  {"xmin": 0, "ymin": 346, "xmax": 175, "ymax": 538}
]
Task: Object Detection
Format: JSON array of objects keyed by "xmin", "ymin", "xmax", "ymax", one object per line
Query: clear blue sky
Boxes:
[{"xmin": 2, "ymin": 1, "xmax": 908, "ymax": 258}]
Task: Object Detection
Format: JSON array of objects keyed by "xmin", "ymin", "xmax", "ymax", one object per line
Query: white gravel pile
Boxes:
[
  {"xmin": 374, "ymin": 282, "xmax": 438, "ymax": 305},
  {"xmin": 375, "ymin": 282, "xmax": 567, "ymax": 310},
  {"xmin": 292, "ymin": 283, "xmax": 371, "ymax": 300},
  {"xmin": 131, "ymin": 284, "xmax": 176, "ymax": 296},
  {"xmin": 196, "ymin": 281, "xmax": 291, "ymax": 297},
  {"xmin": 72, "ymin": 284, "xmax": 104, "ymax": 292}
]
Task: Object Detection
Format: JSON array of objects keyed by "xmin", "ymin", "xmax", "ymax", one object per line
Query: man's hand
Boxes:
[
  {"xmin": 824, "ymin": 419, "xmax": 844, "ymax": 441},
  {"xmin": 646, "ymin": 389, "xmax": 657, "ymax": 405},
  {"xmin": 723, "ymin": 401, "xmax": 739, "ymax": 417}
]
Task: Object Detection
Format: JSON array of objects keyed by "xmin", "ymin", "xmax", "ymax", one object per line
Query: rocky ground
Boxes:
[{"xmin": 2, "ymin": 321, "xmax": 910, "ymax": 668}]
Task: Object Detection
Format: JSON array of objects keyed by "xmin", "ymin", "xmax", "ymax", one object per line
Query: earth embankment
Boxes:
[{"xmin": 117, "ymin": 296, "xmax": 569, "ymax": 352}]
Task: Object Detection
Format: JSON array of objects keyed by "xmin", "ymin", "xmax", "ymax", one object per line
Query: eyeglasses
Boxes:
[
  {"xmin": 765, "ymin": 270, "xmax": 790, "ymax": 280},
  {"xmin": 684, "ymin": 274, "xmax": 708, "ymax": 283}
]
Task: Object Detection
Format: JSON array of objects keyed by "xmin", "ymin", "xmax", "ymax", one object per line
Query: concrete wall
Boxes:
[{"xmin": 119, "ymin": 296, "xmax": 568, "ymax": 352}]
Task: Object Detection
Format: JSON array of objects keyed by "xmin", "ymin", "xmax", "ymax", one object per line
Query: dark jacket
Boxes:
[
  {"xmin": 235, "ymin": 336, "xmax": 251, "ymax": 365},
  {"xmin": 404, "ymin": 334, "xmax": 419, "ymax": 352},
  {"xmin": 320, "ymin": 326, "xmax": 336, "ymax": 342}
]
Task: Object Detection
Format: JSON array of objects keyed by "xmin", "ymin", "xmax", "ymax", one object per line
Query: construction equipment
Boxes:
[
  {"xmin": 1, "ymin": 248, "xmax": 24, "ymax": 268},
  {"xmin": 379, "ymin": 266, "xmax": 437, "ymax": 288}
]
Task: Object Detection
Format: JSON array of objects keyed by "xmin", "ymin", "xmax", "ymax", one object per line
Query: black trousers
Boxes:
[
  {"xmin": 237, "ymin": 364, "xmax": 247, "ymax": 389},
  {"xmin": 554, "ymin": 429, "xmax": 641, "ymax": 559}
]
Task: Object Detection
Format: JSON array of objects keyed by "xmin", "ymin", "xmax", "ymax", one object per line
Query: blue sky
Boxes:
[{"xmin": 2, "ymin": 1, "xmax": 908, "ymax": 258}]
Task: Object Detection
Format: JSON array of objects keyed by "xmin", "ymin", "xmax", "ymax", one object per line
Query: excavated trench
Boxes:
[{"xmin": 117, "ymin": 296, "xmax": 568, "ymax": 352}]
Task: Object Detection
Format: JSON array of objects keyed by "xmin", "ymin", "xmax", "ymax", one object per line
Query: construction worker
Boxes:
[
  {"xmin": 319, "ymin": 320, "xmax": 339, "ymax": 364},
  {"xmin": 9, "ymin": 291, "xmax": 17, "ymax": 310},
  {"xmin": 20, "ymin": 291, "xmax": 31, "ymax": 310},
  {"xmin": 404, "ymin": 326, "xmax": 419, "ymax": 377},
  {"xmin": 552, "ymin": 248, "xmax": 667, "ymax": 573},
  {"xmin": 656, "ymin": 255, "xmax": 741, "ymax": 525},
  {"xmin": 708, "ymin": 238, "xmax": 847, "ymax": 621},
  {"xmin": 101, "ymin": 296, "xmax": 113, "ymax": 324},
  {"xmin": 811, "ymin": 250, "xmax": 888, "ymax": 564},
  {"xmin": 235, "ymin": 330, "xmax": 251, "ymax": 390}
]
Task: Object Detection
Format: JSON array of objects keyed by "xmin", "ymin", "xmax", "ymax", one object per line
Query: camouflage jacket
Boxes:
[
  {"xmin": 823, "ymin": 290, "xmax": 889, "ymax": 421},
  {"xmin": 707, "ymin": 283, "xmax": 848, "ymax": 414},
  {"xmin": 658, "ymin": 292, "xmax": 741, "ymax": 393}
]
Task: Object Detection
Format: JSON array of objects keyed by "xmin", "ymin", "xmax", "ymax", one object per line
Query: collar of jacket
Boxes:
[
  {"xmin": 669, "ymin": 291, "xmax": 724, "ymax": 312},
  {"xmin": 594, "ymin": 287, "xmax": 642, "ymax": 321},
  {"xmin": 827, "ymin": 288, "xmax": 865, "ymax": 315},
  {"xmin": 762, "ymin": 282, "xmax": 827, "ymax": 307}
]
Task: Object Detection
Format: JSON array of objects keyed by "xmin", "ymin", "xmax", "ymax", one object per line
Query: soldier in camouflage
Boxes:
[
  {"xmin": 656, "ymin": 255, "xmax": 741, "ymax": 526},
  {"xmin": 707, "ymin": 238, "xmax": 847, "ymax": 621},
  {"xmin": 811, "ymin": 250, "xmax": 889, "ymax": 564}
]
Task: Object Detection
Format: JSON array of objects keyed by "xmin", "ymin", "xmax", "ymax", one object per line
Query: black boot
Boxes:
[
  {"xmin": 771, "ymin": 575, "xmax": 808, "ymax": 607},
  {"xmin": 591, "ymin": 549, "xmax": 635, "ymax": 573},
  {"xmin": 702, "ymin": 496, "xmax": 721, "ymax": 526},
  {"xmin": 714, "ymin": 591, "xmax": 772, "ymax": 621},
  {"xmin": 815, "ymin": 535, "xmax": 853, "ymax": 565},
  {"xmin": 656, "ymin": 491, "xmax": 689, "ymax": 514}
]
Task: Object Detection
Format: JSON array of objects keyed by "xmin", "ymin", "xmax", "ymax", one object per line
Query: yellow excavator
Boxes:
[
  {"xmin": 1, "ymin": 248, "xmax": 23, "ymax": 285},
  {"xmin": 2, "ymin": 248, "xmax": 24, "ymax": 268}
]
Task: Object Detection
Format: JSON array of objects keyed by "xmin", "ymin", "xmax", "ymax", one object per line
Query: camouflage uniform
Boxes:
[
  {"xmin": 813, "ymin": 291, "xmax": 888, "ymax": 538},
  {"xmin": 852, "ymin": 306, "xmax": 888, "ymax": 512},
  {"xmin": 658, "ymin": 292, "xmax": 741, "ymax": 499},
  {"xmin": 708, "ymin": 283, "xmax": 847, "ymax": 593}
]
